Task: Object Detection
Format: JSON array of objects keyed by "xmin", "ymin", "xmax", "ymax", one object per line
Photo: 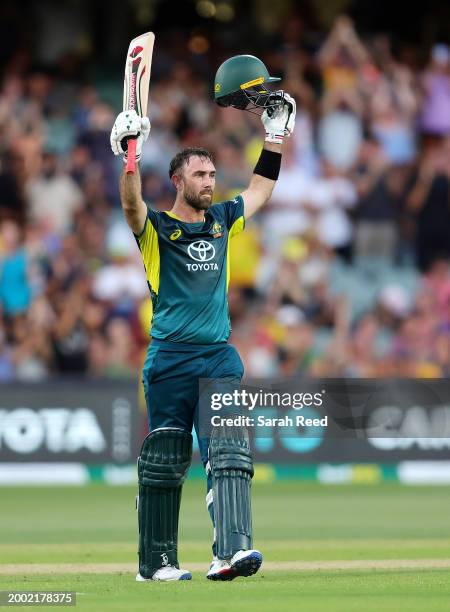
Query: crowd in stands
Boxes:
[{"xmin": 0, "ymin": 15, "xmax": 449, "ymax": 381}]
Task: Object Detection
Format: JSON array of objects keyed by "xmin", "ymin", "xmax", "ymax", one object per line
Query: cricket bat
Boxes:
[{"xmin": 123, "ymin": 32, "xmax": 155, "ymax": 174}]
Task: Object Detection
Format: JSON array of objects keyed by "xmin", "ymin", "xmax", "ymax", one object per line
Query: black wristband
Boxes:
[{"xmin": 253, "ymin": 148, "xmax": 282, "ymax": 181}]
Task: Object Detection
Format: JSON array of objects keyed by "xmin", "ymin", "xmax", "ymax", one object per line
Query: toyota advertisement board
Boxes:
[{"xmin": 0, "ymin": 380, "xmax": 141, "ymax": 464}]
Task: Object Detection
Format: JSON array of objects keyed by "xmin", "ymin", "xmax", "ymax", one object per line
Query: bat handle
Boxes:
[{"xmin": 126, "ymin": 138, "xmax": 137, "ymax": 174}]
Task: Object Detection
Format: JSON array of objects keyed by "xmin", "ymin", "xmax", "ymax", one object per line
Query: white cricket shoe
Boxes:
[
  {"xmin": 207, "ymin": 550, "xmax": 263, "ymax": 581},
  {"xmin": 136, "ymin": 565, "xmax": 192, "ymax": 581},
  {"xmin": 206, "ymin": 557, "xmax": 233, "ymax": 581}
]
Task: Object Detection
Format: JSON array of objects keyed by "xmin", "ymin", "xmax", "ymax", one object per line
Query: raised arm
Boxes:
[
  {"xmin": 241, "ymin": 94, "xmax": 296, "ymax": 219},
  {"xmin": 319, "ymin": 16, "xmax": 369, "ymax": 69},
  {"xmin": 241, "ymin": 142, "xmax": 282, "ymax": 219},
  {"xmin": 110, "ymin": 109, "xmax": 151, "ymax": 234},
  {"xmin": 406, "ymin": 154, "xmax": 436, "ymax": 213},
  {"xmin": 119, "ymin": 165, "xmax": 148, "ymax": 235}
]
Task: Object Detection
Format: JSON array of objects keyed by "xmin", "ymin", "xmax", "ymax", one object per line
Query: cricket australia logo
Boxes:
[{"xmin": 186, "ymin": 240, "xmax": 218, "ymax": 271}]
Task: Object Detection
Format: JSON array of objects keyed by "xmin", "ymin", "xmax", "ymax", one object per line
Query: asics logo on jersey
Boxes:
[
  {"xmin": 188, "ymin": 241, "xmax": 215, "ymax": 262},
  {"xmin": 186, "ymin": 240, "xmax": 218, "ymax": 272},
  {"xmin": 170, "ymin": 229, "xmax": 182, "ymax": 241}
]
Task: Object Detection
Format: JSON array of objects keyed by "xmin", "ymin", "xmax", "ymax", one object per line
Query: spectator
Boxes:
[
  {"xmin": 51, "ymin": 279, "xmax": 90, "ymax": 374},
  {"xmin": 407, "ymin": 141, "xmax": 450, "ymax": 270},
  {"xmin": 353, "ymin": 140, "xmax": 399, "ymax": 260},
  {"xmin": 306, "ymin": 159, "xmax": 357, "ymax": 257},
  {"xmin": 0, "ymin": 220, "xmax": 31, "ymax": 315},
  {"xmin": 26, "ymin": 151, "xmax": 84, "ymax": 234},
  {"xmin": 420, "ymin": 44, "xmax": 450, "ymax": 137}
]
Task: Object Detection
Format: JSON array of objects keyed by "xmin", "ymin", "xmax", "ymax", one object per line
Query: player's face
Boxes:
[{"xmin": 181, "ymin": 156, "xmax": 216, "ymax": 211}]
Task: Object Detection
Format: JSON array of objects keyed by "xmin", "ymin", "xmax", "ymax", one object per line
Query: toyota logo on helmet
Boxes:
[{"xmin": 188, "ymin": 241, "xmax": 215, "ymax": 262}]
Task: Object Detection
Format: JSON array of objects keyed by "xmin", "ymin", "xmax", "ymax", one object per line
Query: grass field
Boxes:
[{"xmin": 1, "ymin": 478, "xmax": 450, "ymax": 611}]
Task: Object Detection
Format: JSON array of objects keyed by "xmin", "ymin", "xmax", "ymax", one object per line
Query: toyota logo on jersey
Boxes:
[
  {"xmin": 188, "ymin": 241, "xmax": 216, "ymax": 262},
  {"xmin": 186, "ymin": 241, "xmax": 218, "ymax": 271}
]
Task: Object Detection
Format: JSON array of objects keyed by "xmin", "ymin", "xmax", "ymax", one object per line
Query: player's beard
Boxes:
[{"xmin": 183, "ymin": 185, "xmax": 213, "ymax": 211}]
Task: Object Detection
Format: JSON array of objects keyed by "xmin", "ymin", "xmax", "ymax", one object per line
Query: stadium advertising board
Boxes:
[
  {"xmin": 0, "ymin": 378, "xmax": 449, "ymax": 466},
  {"xmin": 0, "ymin": 380, "xmax": 140, "ymax": 463}
]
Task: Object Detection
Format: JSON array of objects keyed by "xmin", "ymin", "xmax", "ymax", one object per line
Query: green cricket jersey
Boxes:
[{"xmin": 134, "ymin": 195, "xmax": 245, "ymax": 344}]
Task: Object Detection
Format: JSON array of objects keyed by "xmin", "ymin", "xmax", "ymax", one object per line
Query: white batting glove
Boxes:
[
  {"xmin": 110, "ymin": 110, "xmax": 151, "ymax": 162},
  {"xmin": 261, "ymin": 93, "xmax": 296, "ymax": 144}
]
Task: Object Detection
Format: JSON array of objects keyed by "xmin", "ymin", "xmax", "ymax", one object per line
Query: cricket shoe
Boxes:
[
  {"xmin": 136, "ymin": 565, "xmax": 192, "ymax": 581},
  {"xmin": 207, "ymin": 550, "xmax": 263, "ymax": 581},
  {"xmin": 206, "ymin": 558, "xmax": 234, "ymax": 581}
]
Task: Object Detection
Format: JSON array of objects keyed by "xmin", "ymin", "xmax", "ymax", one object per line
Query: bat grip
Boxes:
[{"xmin": 126, "ymin": 138, "xmax": 137, "ymax": 174}]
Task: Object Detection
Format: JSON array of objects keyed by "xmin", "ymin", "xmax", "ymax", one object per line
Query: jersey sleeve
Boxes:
[
  {"xmin": 133, "ymin": 206, "xmax": 159, "ymax": 238},
  {"xmin": 222, "ymin": 195, "xmax": 245, "ymax": 238},
  {"xmin": 133, "ymin": 207, "xmax": 161, "ymax": 296}
]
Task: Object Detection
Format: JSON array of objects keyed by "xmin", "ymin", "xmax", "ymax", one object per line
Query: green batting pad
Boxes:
[
  {"xmin": 208, "ymin": 426, "xmax": 254, "ymax": 559},
  {"xmin": 137, "ymin": 428, "xmax": 192, "ymax": 577}
]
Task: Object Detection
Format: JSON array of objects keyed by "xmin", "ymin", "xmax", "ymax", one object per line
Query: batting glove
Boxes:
[
  {"xmin": 110, "ymin": 110, "xmax": 151, "ymax": 162},
  {"xmin": 261, "ymin": 93, "xmax": 296, "ymax": 144}
]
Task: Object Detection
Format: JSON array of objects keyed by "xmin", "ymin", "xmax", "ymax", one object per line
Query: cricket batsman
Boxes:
[{"xmin": 110, "ymin": 55, "xmax": 296, "ymax": 581}]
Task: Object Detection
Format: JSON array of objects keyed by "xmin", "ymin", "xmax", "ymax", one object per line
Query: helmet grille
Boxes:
[{"xmin": 216, "ymin": 85, "xmax": 285, "ymax": 115}]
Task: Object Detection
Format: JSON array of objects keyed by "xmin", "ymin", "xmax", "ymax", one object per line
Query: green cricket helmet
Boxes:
[{"xmin": 214, "ymin": 54, "xmax": 283, "ymax": 113}]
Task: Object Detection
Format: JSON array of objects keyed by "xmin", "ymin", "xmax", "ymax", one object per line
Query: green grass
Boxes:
[
  {"xmin": 3, "ymin": 571, "xmax": 450, "ymax": 612},
  {"xmin": 1, "ymin": 480, "xmax": 450, "ymax": 611}
]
